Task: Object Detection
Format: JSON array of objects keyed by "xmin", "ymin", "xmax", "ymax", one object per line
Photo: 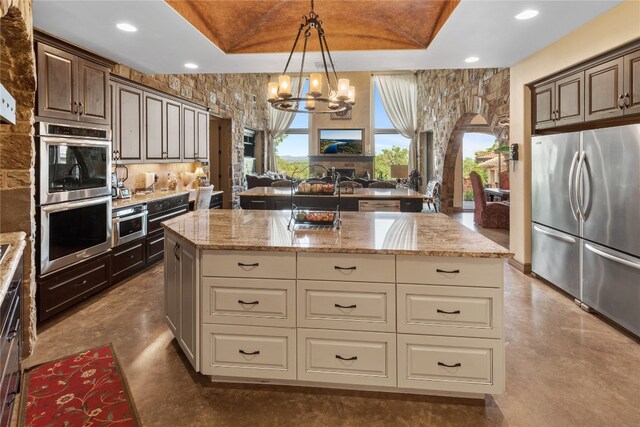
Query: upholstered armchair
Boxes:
[{"xmin": 469, "ymin": 171, "xmax": 510, "ymax": 229}]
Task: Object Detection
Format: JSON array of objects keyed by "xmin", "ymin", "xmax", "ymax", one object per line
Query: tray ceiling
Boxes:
[{"xmin": 165, "ymin": 0, "xmax": 460, "ymax": 54}]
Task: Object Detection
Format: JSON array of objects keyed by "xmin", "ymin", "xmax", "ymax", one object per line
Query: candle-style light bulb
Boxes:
[
  {"xmin": 268, "ymin": 82, "xmax": 279, "ymax": 102},
  {"xmin": 278, "ymin": 75, "xmax": 292, "ymax": 98},
  {"xmin": 337, "ymin": 78, "xmax": 350, "ymax": 100},
  {"xmin": 305, "ymin": 93, "xmax": 316, "ymax": 110},
  {"xmin": 347, "ymin": 85, "xmax": 356, "ymax": 105},
  {"xmin": 309, "ymin": 73, "xmax": 322, "ymax": 97}
]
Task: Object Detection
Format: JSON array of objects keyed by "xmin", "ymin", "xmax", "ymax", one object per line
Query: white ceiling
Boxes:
[{"xmin": 33, "ymin": 0, "xmax": 622, "ymax": 74}]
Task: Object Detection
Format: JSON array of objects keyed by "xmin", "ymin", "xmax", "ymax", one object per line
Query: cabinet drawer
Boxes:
[
  {"xmin": 146, "ymin": 229, "xmax": 165, "ymax": 264},
  {"xmin": 297, "ymin": 281, "xmax": 395, "ymax": 332},
  {"xmin": 297, "ymin": 329, "xmax": 396, "ymax": 387},
  {"xmin": 297, "ymin": 253, "xmax": 395, "ymax": 283},
  {"xmin": 397, "ymin": 335, "xmax": 503, "ymax": 394},
  {"xmin": 201, "ymin": 250, "xmax": 296, "ymax": 279},
  {"xmin": 397, "ymin": 285, "xmax": 502, "ymax": 338},
  {"xmin": 112, "ymin": 240, "xmax": 145, "ymax": 283},
  {"xmin": 201, "ymin": 324, "xmax": 295, "ymax": 380},
  {"xmin": 202, "ymin": 278, "xmax": 295, "ymax": 327},
  {"xmin": 397, "ymin": 256, "xmax": 503, "ymax": 287}
]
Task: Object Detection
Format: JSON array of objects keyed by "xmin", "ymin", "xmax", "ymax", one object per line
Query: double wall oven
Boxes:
[{"xmin": 37, "ymin": 122, "xmax": 112, "ymax": 276}]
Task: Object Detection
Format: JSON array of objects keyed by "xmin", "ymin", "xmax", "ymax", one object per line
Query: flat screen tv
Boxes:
[{"xmin": 319, "ymin": 129, "xmax": 363, "ymax": 155}]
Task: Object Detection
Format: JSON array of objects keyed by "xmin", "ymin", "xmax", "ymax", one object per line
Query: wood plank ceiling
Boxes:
[{"xmin": 166, "ymin": 0, "xmax": 460, "ymax": 54}]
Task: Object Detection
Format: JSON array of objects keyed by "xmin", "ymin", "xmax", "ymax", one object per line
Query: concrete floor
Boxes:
[{"xmin": 22, "ymin": 259, "xmax": 640, "ymax": 426}]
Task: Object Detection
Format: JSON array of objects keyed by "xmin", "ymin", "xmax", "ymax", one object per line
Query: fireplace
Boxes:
[{"xmin": 335, "ymin": 168, "xmax": 356, "ymax": 178}]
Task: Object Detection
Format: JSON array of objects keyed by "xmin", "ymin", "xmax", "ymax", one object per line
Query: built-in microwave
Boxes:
[
  {"xmin": 37, "ymin": 122, "xmax": 111, "ymax": 206},
  {"xmin": 39, "ymin": 195, "xmax": 112, "ymax": 276}
]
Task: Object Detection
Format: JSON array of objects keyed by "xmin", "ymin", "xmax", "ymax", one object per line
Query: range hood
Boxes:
[{"xmin": 0, "ymin": 83, "xmax": 16, "ymax": 125}]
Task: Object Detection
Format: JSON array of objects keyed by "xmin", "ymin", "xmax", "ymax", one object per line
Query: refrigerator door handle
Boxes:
[
  {"xmin": 568, "ymin": 151, "xmax": 580, "ymax": 221},
  {"xmin": 575, "ymin": 151, "xmax": 587, "ymax": 220},
  {"xmin": 533, "ymin": 225, "xmax": 577, "ymax": 244},
  {"xmin": 585, "ymin": 243, "xmax": 640, "ymax": 271}
]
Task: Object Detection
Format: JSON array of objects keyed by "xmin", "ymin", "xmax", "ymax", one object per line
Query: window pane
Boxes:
[
  {"xmin": 373, "ymin": 133, "xmax": 410, "ymax": 180},
  {"xmin": 289, "ymin": 79, "xmax": 310, "ymax": 129},
  {"xmin": 373, "ymin": 83, "xmax": 395, "ymax": 129},
  {"xmin": 374, "ymin": 133, "xmax": 410, "ymax": 154},
  {"xmin": 276, "ymin": 133, "xmax": 309, "ymax": 177}
]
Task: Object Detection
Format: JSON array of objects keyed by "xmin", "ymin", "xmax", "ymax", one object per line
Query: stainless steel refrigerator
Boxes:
[{"xmin": 532, "ymin": 124, "xmax": 640, "ymax": 337}]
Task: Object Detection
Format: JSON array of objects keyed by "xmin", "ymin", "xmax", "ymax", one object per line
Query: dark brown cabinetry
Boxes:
[
  {"xmin": 36, "ymin": 43, "xmax": 109, "ymax": 126},
  {"xmin": 111, "ymin": 239, "xmax": 146, "ymax": 284},
  {"xmin": 585, "ymin": 57, "xmax": 624, "ymax": 121},
  {"xmin": 534, "ymin": 71, "xmax": 584, "ymax": 130},
  {"xmin": 145, "ymin": 194, "xmax": 190, "ymax": 265},
  {"xmin": 38, "ymin": 252, "xmax": 111, "ymax": 322},
  {"xmin": 623, "ymin": 49, "xmax": 640, "ymax": 115},
  {"xmin": 240, "ymin": 195, "xmax": 421, "ymax": 212},
  {"xmin": 1, "ymin": 254, "xmax": 22, "ymax": 427}
]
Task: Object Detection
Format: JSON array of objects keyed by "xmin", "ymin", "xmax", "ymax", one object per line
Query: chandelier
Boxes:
[{"xmin": 267, "ymin": 0, "xmax": 355, "ymax": 114}]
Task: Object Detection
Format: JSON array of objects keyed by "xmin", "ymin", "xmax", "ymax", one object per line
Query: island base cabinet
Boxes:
[
  {"xmin": 201, "ymin": 324, "xmax": 296, "ymax": 380},
  {"xmin": 397, "ymin": 335, "xmax": 504, "ymax": 395},
  {"xmin": 297, "ymin": 329, "xmax": 397, "ymax": 387},
  {"xmin": 164, "ymin": 232, "xmax": 199, "ymax": 371}
]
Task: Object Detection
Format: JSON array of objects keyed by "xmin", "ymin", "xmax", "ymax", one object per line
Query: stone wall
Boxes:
[
  {"xmin": 0, "ymin": 0, "xmax": 36, "ymax": 355},
  {"xmin": 417, "ymin": 68, "xmax": 510, "ymax": 212},
  {"xmin": 111, "ymin": 65, "xmax": 269, "ymax": 206}
]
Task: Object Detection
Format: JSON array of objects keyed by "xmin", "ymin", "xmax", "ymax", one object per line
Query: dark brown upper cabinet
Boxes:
[
  {"xmin": 585, "ymin": 57, "xmax": 624, "ymax": 121},
  {"xmin": 534, "ymin": 71, "xmax": 584, "ymax": 130},
  {"xmin": 623, "ymin": 49, "xmax": 640, "ymax": 115},
  {"xmin": 114, "ymin": 83, "xmax": 143, "ymax": 162},
  {"xmin": 36, "ymin": 42, "xmax": 110, "ymax": 126}
]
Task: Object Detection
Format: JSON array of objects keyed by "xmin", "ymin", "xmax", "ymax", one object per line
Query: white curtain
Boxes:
[
  {"xmin": 266, "ymin": 76, "xmax": 302, "ymax": 172},
  {"xmin": 373, "ymin": 74, "xmax": 418, "ymax": 170}
]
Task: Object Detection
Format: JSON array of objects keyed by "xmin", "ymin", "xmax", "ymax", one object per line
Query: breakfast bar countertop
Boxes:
[
  {"xmin": 112, "ymin": 189, "xmax": 224, "ymax": 209},
  {"xmin": 162, "ymin": 209, "xmax": 513, "ymax": 258},
  {"xmin": 0, "ymin": 231, "xmax": 26, "ymax": 302},
  {"xmin": 238, "ymin": 187, "xmax": 424, "ymax": 199}
]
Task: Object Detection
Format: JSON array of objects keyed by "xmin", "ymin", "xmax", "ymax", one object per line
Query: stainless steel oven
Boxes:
[
  {"xmin": 39, "ymin": 195, "xmax": 112, "ymax": 275},
  {"xmin": 38, "ymin": 122, "xmax": 111, "ymax": 205},
  {"xmin": 112, "ymin": 205, "xmax": 147, "ymax": 247}
]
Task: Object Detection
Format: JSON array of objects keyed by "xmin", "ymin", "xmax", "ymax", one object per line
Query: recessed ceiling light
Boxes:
[
  {"xmin": 116, "ymin": 23, "xmax": 137, "ymax": 32},
  {"xmin": 465, "ymin": 56, "xmax": 479, "ymax": 63},
  {"xmin": 184, "ymin": 63, "xmax": 199, "ymax": 69},
  {"xmin": 515, "ymin": 9, "xmax": 539, "ymax": 20}
]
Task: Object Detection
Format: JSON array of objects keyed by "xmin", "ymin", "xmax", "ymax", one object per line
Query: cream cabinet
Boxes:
[{"xmin": 166, "ymin": 245, "xmax": 505, "ymax": 397}]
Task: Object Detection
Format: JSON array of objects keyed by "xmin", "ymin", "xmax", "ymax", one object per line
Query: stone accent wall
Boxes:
[
  {"xmin": 0, "ymin": 0, "xmax": 36, "ymax": 355},
  {"xmin": 111, "ymin": 65, "xmax": 269, "ymax": 206},
  {"xmin": 417, "ymin": 68, "xmax": 510, "ymax": 213}
]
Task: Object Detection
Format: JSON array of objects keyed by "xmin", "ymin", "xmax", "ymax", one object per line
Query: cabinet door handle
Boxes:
[
  {"xmin": 238, "ymin": 262, "xmax": 259, "ymax": 267},
  {"xmin": 438, "ymin": 362, "xmax": 461, "ymax": 368},
  {"xmin": 334, "ymin": 266, "xmax": 356, "ymax": 271},
  {"xmin": 436, "ymin": 269, "xmax": 460, "ymax": 274},
  {"xmin": 238, "ymin": 300, "xmax": 259, "ymax": 305},
  {"xmin": 335, "ymin": 355, "xmax": 357, "ymax": 361},
  {"xmin": 6, "ymin": 329, "xmax": 19, "ymax": 341},
  {"xmin": 174, "ymin": 242, "xmax": 180, "ymax": 260},
  {"xmin": 437, "ymin": 309, "xmax": 461, "ymax": 315},
  {"xmin": 239, "ymin": 349, "xmax": 260, "ymax": 356},
  {"xmin": 6, "ymin": 391, "xmax": 17, "ymax": 405},
  {"xmin": 618, "ymin": 94, "xmax": 625, "ymax": 109},
  {"xmin": 624, "ymin": 92, "xmax": 630, "ymax": 108},
  {"xmin": 72, "ymin": 101, "xmax": 79, "ymax": 114},
  {"xmin": 78, "ymin": 102, "xmax": 84, "ymax": 116},
  {"xmin": 335, "ymin": 303, "xmax": 357, "ymax": 309},
  {"xmin": 73, "ymin": 280, "xmax": 88, "ymax": 287}
]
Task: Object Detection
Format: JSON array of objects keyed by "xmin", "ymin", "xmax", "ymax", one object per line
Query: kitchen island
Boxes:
[{"xmin": 162, "ymin": 209, "xmax": 512, "ymax": 398}]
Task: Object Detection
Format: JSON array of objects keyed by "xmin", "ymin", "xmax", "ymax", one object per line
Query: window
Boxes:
[
  {"xmin": 275, "ymin": 79, "xmax": 310, "ymax": 177},
  {"xmin": 373, "ymin": 82, "xmax": 410, "ymax": 180}
]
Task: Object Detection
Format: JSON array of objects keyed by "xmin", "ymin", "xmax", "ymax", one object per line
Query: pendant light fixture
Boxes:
[{"xmin": 267, "ymin": 0, "xmax": 355, "ymax": 114}]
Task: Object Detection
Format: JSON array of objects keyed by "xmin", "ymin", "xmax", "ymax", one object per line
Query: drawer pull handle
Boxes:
[
  {"xmin": 335, "ymin": 303, "xmax": 357, "ymax": 309},
  {"xmin": 239, "ymin": 349, "xmax": 260, "ymax": 356},
  {"xmin": 73, "ymin": 280, "xmax": 88, "ymax": 287},
  {"xmin": 238, "ymin": 300, "xmax": 259, "ymax": 305},
  {"xmin": 438, "ymin": 362, "xmax": 461, "ymax": 368},
  {"xmin": 437, "ymin": 309, "xmax": 461, "ymax": 315},
  {"xmin": 238, "ymin": 262, "xmax": 259, "ymax": 267},
  {"xmin": 334, "ymin": 266, "xmax": 357, "ymax": 271},
  {"xmin": 335, "ymin": 355, "xmax": 357, "ymax": 361},
  {"xmin": 7, "ymin": 329, "xmax": 18, "ymax": 341},
  {"xmin": 6, "ymin": 391, "xmax": 17, "ymax": 405},
  {"xmin": 436, "ymin": 269, "xmax": 460, "ymax": 274}
]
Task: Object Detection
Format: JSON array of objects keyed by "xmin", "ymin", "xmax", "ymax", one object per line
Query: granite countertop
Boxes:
[
  {"xmin": 112, "ymin": 189, "xmax": 224, "ymax": 209},
  {"xmin": 0, "ymin": 231, "xmax": 26, "ymax": 302},
  {"xmin": 162, "ymin": 210, "xmax": 512, "ymax": 258},
  {"xmin": 238, "ymin": 187, "xmax": 424, "ymax": 199}
]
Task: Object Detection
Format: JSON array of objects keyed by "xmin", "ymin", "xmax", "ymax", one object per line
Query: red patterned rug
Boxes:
[{"xmin": 19, "ymin": 344, "xmax": 140, "ymax": 426}]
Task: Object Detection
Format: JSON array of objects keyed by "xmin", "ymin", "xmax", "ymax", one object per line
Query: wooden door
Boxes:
[
  {"xmin": 179, "ymin": 241, "xmax": 198, "ymax": 371},
  {"xmin": 623, "ymin": 49, "xmax": 640, "ymax": 115},
  {"xmin": 555, "ymin": 71, "xmax": 584, "ymax": 127},
  {"xmin": 36, "ymin": 43, "xmax": 78, "ymax": 121},
  {"xmin": 585, "ymin": 57, "xmax": 624, "ymax": 121},
  {"xmin": 164, "ymin": 233, "xmax": 179, "ymax": 335},
  {"xmin": 196, "ymin": 109, "xmax": 209, "ymax": 160},
  {"xmin": 210, "ymin": 117, "xmax": 221, "ymax": 191},
  {"xmin": 165, "ymin": 100, "xmax": 182, "ymax": 160},
  {"xmin": 77, "ymin": 58, "xmax": 110, "ymax": 125},
  {"xmin": 182, "ymin": 105, "xmax": 197, "ymax": 160},
  {"xmin": 117, "ymin": 84, "xmax": 143, "ymax": 161},
  {"xmin": 144, "ymin": 93, "xmax": 164, "ymax": 160},
  {"xmin": 533, "ymin": 81, "xmax": 555, "ymax": 130}
]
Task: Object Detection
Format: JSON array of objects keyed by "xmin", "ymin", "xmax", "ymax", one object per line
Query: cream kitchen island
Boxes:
[{"xmin": 162, "ymin": 210, "xmax": 512, "ymax": 398}]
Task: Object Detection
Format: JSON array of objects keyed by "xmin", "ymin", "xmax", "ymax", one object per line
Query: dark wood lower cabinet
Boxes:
[
  {"xmin": 146, "ymin": 228, "xmax": 165, "ymax": 265},
  {"xmin": 38, "ymin": 253, "xmax": 111, "ymax": 322},
  {"xmin": 240, "ymin": 195, "xmax": 422, "ymax": 212},
  {"xmin": 111, "ymin": 239, "xmax": 146, "ymax": 284},
  {"xmin": 1, "ymin": 253, "xmax": 22, "ymax": 427}
]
